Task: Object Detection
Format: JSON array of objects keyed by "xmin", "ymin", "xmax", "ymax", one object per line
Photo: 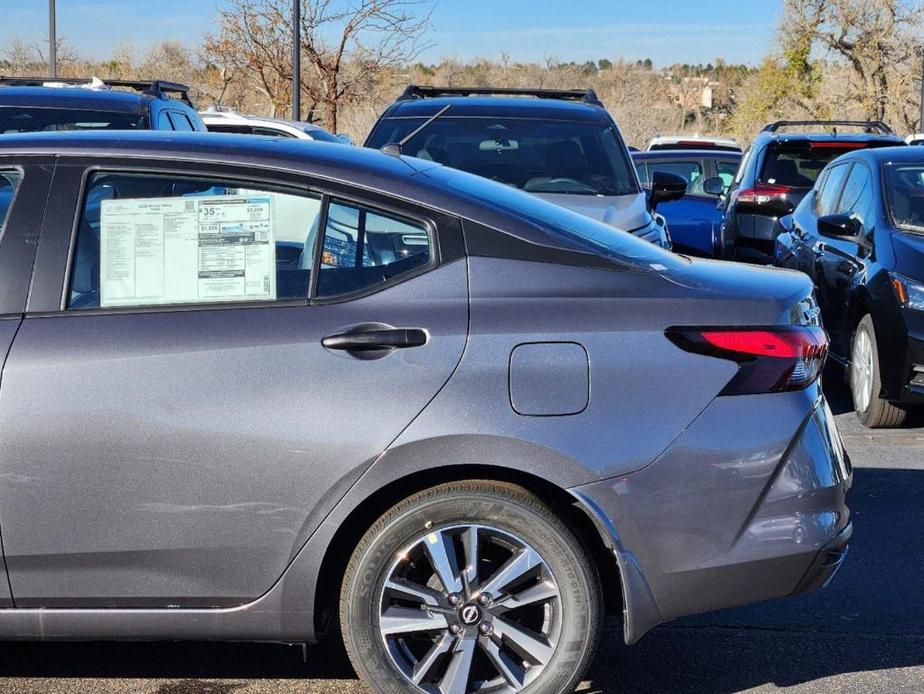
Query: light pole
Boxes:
[
  {"xmin": 48, "ymin": 0, "xmax": 57, "ymax": 78},
  {"xmin": 919, "ymin": 45, "xmax": 924, "ymax": 133},
  {"xmin": 292, "ymin": 0, "xmax": 300, "ymax": 121}
]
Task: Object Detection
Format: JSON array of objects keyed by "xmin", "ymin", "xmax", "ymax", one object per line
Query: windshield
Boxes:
[
  {"xmin": 886, "ymin": 163, "xmax": 924, "ymax": 232},
  {"xmin": 367, "ymin": 117, "xmax": 639, "ymax": 196},
  {"xmin": 0, "ymin": 107, "xmax": 145, "ymax": 133}
]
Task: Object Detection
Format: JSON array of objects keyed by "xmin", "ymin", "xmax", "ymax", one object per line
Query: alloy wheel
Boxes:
[
  {"xmin": 377, "ymin": 524, "xmax": 562, "ymax": 693},
  {"xmin": 851, "ymin": 328, "xmax": 874, "ymax": 414}
]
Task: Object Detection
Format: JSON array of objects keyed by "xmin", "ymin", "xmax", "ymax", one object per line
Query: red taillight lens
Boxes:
[
  {"xmin": 736, "ymin": 182, "xmax": 794, "ymax": 205},
  {"xmin": 666, "ymin": 326, "xmax": 828, "ymax": 395}
]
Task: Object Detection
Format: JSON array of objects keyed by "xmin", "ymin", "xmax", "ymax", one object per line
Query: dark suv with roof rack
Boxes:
[
  {"xmin": 365, "ymin": 85, "xmax": 687, "ymax": 248},
  {"xmin": 0, "ymin": 77, "xmax": 205, "ymax": 133},
  {"xmin": 720, "ymin": 120, "xmax": 905, "ymax": 263}
]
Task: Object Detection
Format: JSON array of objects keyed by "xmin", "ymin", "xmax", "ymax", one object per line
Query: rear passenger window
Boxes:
[
  {"xmin": 0, "ymin": 170, "xmax": 22, "ymax": 234},
  {"xmin": 316, "ymin": 200, "xmax": 432, "ymax": 298},
  {"xmin": 68, "ymin": 173, "xmax": 322, "ymax": 310},
  {"xmin": 816, "ymin": 165, "xmax": 850, "ymax": 217}
]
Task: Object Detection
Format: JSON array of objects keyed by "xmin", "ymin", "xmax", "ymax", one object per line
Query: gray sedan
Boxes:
[{"xmin": 0, "ymin": 132, "xmax": 850, "ymax": 694}]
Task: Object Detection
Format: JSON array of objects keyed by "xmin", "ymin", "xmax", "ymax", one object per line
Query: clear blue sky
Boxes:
[{"xmin": 1, "ymin": 0, "xmax": 781, "ymax": 66}]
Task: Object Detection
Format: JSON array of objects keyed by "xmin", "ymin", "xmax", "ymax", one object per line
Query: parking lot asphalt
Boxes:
[{"xmin": 0, "ymin": 377, "xmax": 920, "ymax": 694}]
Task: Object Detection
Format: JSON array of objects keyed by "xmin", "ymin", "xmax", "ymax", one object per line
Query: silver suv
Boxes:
[{"xmin": 365, "ymin": 86, "xmax": 686, "ymax": 247}]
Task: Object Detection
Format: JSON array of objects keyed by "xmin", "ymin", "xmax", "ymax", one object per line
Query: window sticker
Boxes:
[{"xmin": 99, "ymin": 195, "xmax": 276, "ymax": 307}]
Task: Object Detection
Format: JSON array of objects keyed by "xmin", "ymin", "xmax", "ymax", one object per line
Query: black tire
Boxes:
[
  {"xmin": 340, "ymin": 480, "xmax": 602, "ymax": 694},
  {"xmin": 850, "ymin": 314, "xmax": 907, "ymax": 428}
]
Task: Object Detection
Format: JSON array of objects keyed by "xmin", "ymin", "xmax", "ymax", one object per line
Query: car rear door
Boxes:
[
  {"xmin": 0, "ymin": 156, "xmax": 53, "ymax": 607},
  {"xmin": 0, "ymin": 157, "xmax": 468, "ymax": 607}
]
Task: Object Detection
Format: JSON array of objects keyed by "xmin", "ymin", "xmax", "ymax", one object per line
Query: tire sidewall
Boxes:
[{"xmin": 342, "ymin": 490, "xmax": 598, "ymax": 694}]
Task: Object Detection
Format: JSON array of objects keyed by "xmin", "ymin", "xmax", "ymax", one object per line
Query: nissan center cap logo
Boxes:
[{"xmin": 460, "ymin": 604, "xmax": 481, "ymax": 625}]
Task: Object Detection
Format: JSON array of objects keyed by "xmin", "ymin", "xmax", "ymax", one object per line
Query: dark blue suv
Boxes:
[{"xmin": 0, "ymin": 77, "xmax": 205, "ymax": 133}]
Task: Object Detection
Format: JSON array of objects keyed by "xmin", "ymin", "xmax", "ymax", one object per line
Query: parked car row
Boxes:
[{"xmin": 0, "ymin": 76, "xmax": 868, "ymax": 694}]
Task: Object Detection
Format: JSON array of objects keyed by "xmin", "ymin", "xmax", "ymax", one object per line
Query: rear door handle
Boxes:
[{"xmin": 322, "ymin": 328, "xmax": 429, "ymax": 351}]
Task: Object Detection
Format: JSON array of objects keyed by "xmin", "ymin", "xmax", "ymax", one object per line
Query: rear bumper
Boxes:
[
  {"xmin": 724, "ymin": 213, "xmax": 788, "ymax": 262},
  {"xmin": 572, "ymin": 383, "xmax": 852, "ymax": 644}
]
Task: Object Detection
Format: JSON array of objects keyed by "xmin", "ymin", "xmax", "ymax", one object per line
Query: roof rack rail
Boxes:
[
  {"xmin": 762, "ymin": 120, "xmax": 893, "ymax": 135},
  {"xmin": 0, "ymin": 77, "xmax": 193, "ymax": 105},
  {"xmin": 397, "ymin": 85, "xmax": 603, "ymax": 106}
]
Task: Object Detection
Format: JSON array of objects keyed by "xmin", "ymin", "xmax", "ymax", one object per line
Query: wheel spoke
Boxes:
[
  {"xmin": 477, "ymin": 547, "xmax": 542, "ymax": 597},
  {"xmin": 437, "ymin": 634, "xmax": 477, "ymax": 694},
  {"xmin": 461, "ymin": 525, "xmax": 480, "ymax": 586},
  {"xmin": 423, "ymin": 530, "xmax": 464, "ymax": 594},
  {"xmin": 492, "ymin": 615, "xmax": 554, "ymax": 666},
  {"xmin": 479, "ymin": 633, "xmax": 526, "ymax": 688},
  {"xmin": 380, "ymin": 606, "xmax": 448, "ymax": 636},
  {"xmin": 492, "ymin": 579, "xmax": 559, "ymax": 614},
  {"xmin": 384, "ymin": 577, "xmax": 443, "ymax": 607},
  {"xmin": 412, "ymin": 632, "xmax": 455, "ymax": 685}
]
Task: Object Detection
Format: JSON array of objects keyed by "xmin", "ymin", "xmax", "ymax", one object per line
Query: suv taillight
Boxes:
[
  {"xmin": 736, "ymin": 182, "xmax": 794, "ymax": 205},
  {"xmin": 666, "ymin": 326, "xmax": 828, "ymax": 395}
]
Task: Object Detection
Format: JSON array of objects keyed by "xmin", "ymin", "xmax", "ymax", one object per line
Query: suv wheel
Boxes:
[
  {"xmin": 851, "ymin": 314, "xmax": 906, "ymax": 428},
  {"xmin": 340, "ymin": 481, "xmax": 601, "ymax": 693}
]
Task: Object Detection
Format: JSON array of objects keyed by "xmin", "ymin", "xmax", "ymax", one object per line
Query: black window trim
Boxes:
[{"xmin": 51, "ymin": 162, "xmax": 449, "ymax": 316}]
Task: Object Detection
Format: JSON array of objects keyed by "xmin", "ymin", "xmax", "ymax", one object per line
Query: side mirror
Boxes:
[
  {"xmin": 817, "ymin": 214, "xmax": 861, "ymax": 239},
  {"xmin": 649, "ymin": 170, "xmax": 687, "ymax": 209},
  {"xmin": 702, "ymin": 176, "xmax": 726, "ymax": 196}
]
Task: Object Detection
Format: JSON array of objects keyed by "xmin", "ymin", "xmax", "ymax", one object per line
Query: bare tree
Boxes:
[
  {"xmin": 205, "ymin": 0, "xmax": 431, "ymax": 130},
  {"xmin": 783, "ymin": 0, "xmax": 924, "ymax": 128}
]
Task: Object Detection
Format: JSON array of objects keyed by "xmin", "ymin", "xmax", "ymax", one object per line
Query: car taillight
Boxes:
[
  {"xmin": 736, "ymin": 182, "xmax": 794, "ymax": 205},
  {"xmin": 666, "ymin": 326, "xmax": 828, "ymax": 395}
]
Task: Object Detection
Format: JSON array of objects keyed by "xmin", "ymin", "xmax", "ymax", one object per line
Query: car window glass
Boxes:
[
  {"xmin": 649, "ymin": 160, "xmax": 703, "ymax": 194},
  {"xmin": 316, "ymin": 200, "xmax": 431, "ymax": 298},
  {"xmin": 252, "ymin": 126, "xmax": 295, "ymax": 138},
  {"xmin": 734, "ymin": 148, "xmax": 751, "ymax": 185},
  {"xmin": 304, "ymin": 128, "xmax": 342, "ymax": 143},
  {"xmin": 68, "ymin": 172, "xmax": 322, "ymax": 310},
  {"xmin": 838, "ymin": 164, "xmax": 872, "ymax": 218},
  {"xmin": 812, "ymin": 169, "xmax": 830, "ymax": 215},
  {"xmin": 816, "ymin": 165, "xmax": 850, "ymax": 216},
  {"xmin": 0, "ymin": 108, "xmax": 146, "ymax": 133},
  {"xmin": 366, "ymin": 117, "xmax": 639, "ymax": 196},
  {"xmin": 206, "ymin": 124, "xmax": 254, "ymax": 135},
  {"xmin": 156, "ymin": 111, "xmax": 173, "ymax": 130},
  {"xmin": 0, "ymin": 170, "xmax": 22, "ymax": 234},
  {"xmin": 168, "ymin": 112, "xmax": 195, "ymax": 132},
  {"xmin": 716, "ymin": 160, "xmax": 738, "ymax": 191},
  {"xmin": 634, "ymin": 161, "xmax": 649, "ymax": 186},
  {"xmin": 886, "ymin": 164, "xmax": 924, "ymax": 230}
]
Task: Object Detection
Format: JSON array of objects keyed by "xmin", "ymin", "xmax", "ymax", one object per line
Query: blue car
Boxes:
[{"xmin": 633, "ymin": 149, "xmax": 741, "ymax": 257}]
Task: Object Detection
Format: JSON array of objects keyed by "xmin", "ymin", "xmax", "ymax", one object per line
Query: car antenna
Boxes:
[{"xmin": 381, "ymin": 104, "xmax": 451, "ymax": 156}]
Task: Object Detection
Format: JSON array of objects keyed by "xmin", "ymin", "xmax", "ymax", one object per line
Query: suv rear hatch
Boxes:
[{"xmin": 733, "ymin": 138, "xmax": 900, "ymax": 260}]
